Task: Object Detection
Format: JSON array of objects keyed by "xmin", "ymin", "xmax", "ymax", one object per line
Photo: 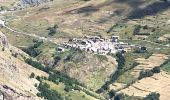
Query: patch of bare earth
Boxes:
[{"xmin": 158, "ymin": 34, "xmax": 170, "ymax": 41}]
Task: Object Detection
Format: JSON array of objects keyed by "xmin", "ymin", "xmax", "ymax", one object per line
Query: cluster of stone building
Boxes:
[{"xmin": 59, "ymin": 36, "xmax": 130, "ymax": 55}]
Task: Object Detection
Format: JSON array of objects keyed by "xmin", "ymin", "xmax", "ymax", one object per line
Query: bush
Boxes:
[
  {"xmin": 34, "ymin": 83, "xmax": 38, "ymax": 87},
  {"xmin": 138, "ymin": 66, "xmax": 160, "ymax": 80},
  {"xmin": 47, "ymin": 27, "xmax": 56, "ymax": 36},
  {"xmin": 138, "ymin": 70, "xmax": 154, "ymax": 80},
  {"xmin": 47, "ymin": 24, "xmax": 59, "ymax": 36},
  {"xmin": 152, "ymin": 67, "xmax": 160, "ymax": 73},
  {"xmin": 64, "ymin": 85, "xmax": 73, "ymax": 92},
  {"xmin": 116, "ymin": 52, "xmax": 125, "ymax": 69},
  {"xmin": 2, "ymin": 47, "xmax": 4, "ymax": 51},
  {"xmin": 36, "ymin": 76, "xmax": 41, "ymax": 81},
  {"xmin": 54, "ymin": 56, "xmax": 61, "ymax": 65},
  {"xmin": 133, "ymin": 25, "xmax": 141, "ymax": 35},
  {"xmin": 114, "ymin": 93, "xmax": 142, "ymax": 100},
  {"xmin": 109, "ymin": 89, "xmax": 116, "ymax": 98},
  {"xmin": 143, "ymin": 25, "xmax": 148, "ymax": 29},
  {"xmin": 144, "ymin": 92, "xmax": 160, "ymax": 100},
  {"xmin": 107, "ymin": 24, "xmax": 117, "ymax": 33},
  {"xmin": 30, "ymin": 72, "xmax": 35, "ymax": 78}
]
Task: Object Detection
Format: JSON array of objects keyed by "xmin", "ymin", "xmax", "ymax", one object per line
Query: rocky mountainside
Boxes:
[
  {"xmin": 19, "ymin": 0, "xmax": 48, "ymax": 7},
  {"xmin": 21, "ymin": 0, "xmax": 48, "ymax": 5},
  {"xmin": 0, "ymin": 31, "xmax": 48, "ymax": 100}
]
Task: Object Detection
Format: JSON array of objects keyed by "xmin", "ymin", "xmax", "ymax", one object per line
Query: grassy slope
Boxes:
[
  {"xmin": 44, "ymin": 80, "xmax": 99, "ymax": 100},
  {"xmin": 0, "ymin": 45, "xmax": 48, "ymax": 97},
  {"xmin": 54, "ymin": 49, "xmax": 117, "ymax": 90}
]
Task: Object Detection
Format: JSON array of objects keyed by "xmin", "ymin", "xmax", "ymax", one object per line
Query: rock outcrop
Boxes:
[
  {"xmin": 20, "ymin": 0, "xmax": 48, "ymax": 6},
  {"xmin": 0, "ymin": 31, "xmax": 8, "ymax": 48},
  {"xmin": 0, "ymin": 84, "xmax": 34, "ymax": 100}
]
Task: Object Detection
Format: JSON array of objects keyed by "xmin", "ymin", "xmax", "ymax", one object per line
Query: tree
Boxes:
[
  {"xmin": 53, "ymin": 24, "xmax": 58, "ymax": 29},
  {"xmin": 30, "ymin": 72, "xmax": 35, "ymax": 78},
  {"xmin": 36, "ymin": 76, "xmax": 41, "ymax": 81},
  {"xmin": 109, "ymin": 89, "xmax": 116, "ymax": 98},
  {"xmin": 152, "ymin": 67, "xmax": 160, "ymax": 73},
  {"xmin": 0, "ymin": 6, "xmax": 5, "ymax": 11},
  {"xmin": 54, "ymin": 56, "xmax": 61, "ymax": 65},
  {"xmin": 138, "ymin": 70, "xmax": 154, "ymax": 80},
  {"xmin": 34, "ymin": 83, "xmax": 38, "ymax": 87},
  {"xmin": 143, "ymin": 25, "xmax": 148, "ymax": 29},
  {"xmin": 64, "ymin": 85, "xmax": 73, "ymax": 92},
  {"xmin": 2, "ymin": 47, "xmax": 5, "ymax": 51},
  {"xmin": 47, "ymin": 24, "xmax": 59, "ymax": 36},
  {"xmin": 133, "ymin": 25, "xmax": 141, "ymax": 35},
  {"xmin": 47, "ymin": 27, "xmax": 56, "ymax": 36},
  {"xmin": 23, "ymin": 40, "xmax": 43, "ymax": 57},
  {"xmin": 144, "ymin": 92, "xmax": 160, "ymax": 100}
]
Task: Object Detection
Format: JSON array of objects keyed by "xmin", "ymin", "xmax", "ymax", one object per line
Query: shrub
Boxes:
[
  {"xmin": 109, "ymin": 89, "xmax": 116, "ymax": 98},
  {"xmin": 107, "ymin": 24, "xmax": 117, "ymax": 33},
  {"xmin": 54, "ymin": 56, "xmax": 61, "ymax": 65},
  {"xmin": 152, "ymin": 67, "xmax": 160, "ymax": 73},
  {"xmin": 30, "ymin": 72, "xmax": 35, "ymax": 78},
  {"xmin": 34, "ymin": 83, "xmax": 38, "ymax": 87},
  {"xmin": 144, "ymin": 92, "xmax": 160, "ymax": 100},
  {"xmin": 138, "ymin": 70, "xmax": 154, "ymax": 80},
  {"xmin": 64, "ymin": 85, "xmax": 73, "ymax": 92},
  {"xmin": 2, "ymin": 47, "xmax": 4, "ymax": 51},
  {"xmin": 133, "ymin": 25, "xmax": 141, "ymax": 35},
  {"xmin": 143, "ymin": 25, "xmax": 148, "ymax": 29},
  {"xmin": 36, "ymin": 76, "xmax": 41, "ymax": 81},
  {"xmin": 47, "ymin": 24, "xmax": 59, "ymax": 36},
  {"xmin": 47, "ymin": 27, "xmax": 56, "ymax": 36}
]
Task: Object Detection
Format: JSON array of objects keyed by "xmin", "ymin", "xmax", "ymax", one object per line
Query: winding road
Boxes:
[{"xmin": 3, "ymin": 25, "xmax": 58, "ymax": 44}]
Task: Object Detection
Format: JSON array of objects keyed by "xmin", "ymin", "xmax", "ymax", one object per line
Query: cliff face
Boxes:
[{"xmin": 0, "ymin": 31, "xmax": 48, "ymax": 100}]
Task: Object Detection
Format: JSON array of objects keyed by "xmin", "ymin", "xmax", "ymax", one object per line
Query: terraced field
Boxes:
[{"xmin": 120, "ymin": 71, "xmax": 170, "ymax": 100}]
